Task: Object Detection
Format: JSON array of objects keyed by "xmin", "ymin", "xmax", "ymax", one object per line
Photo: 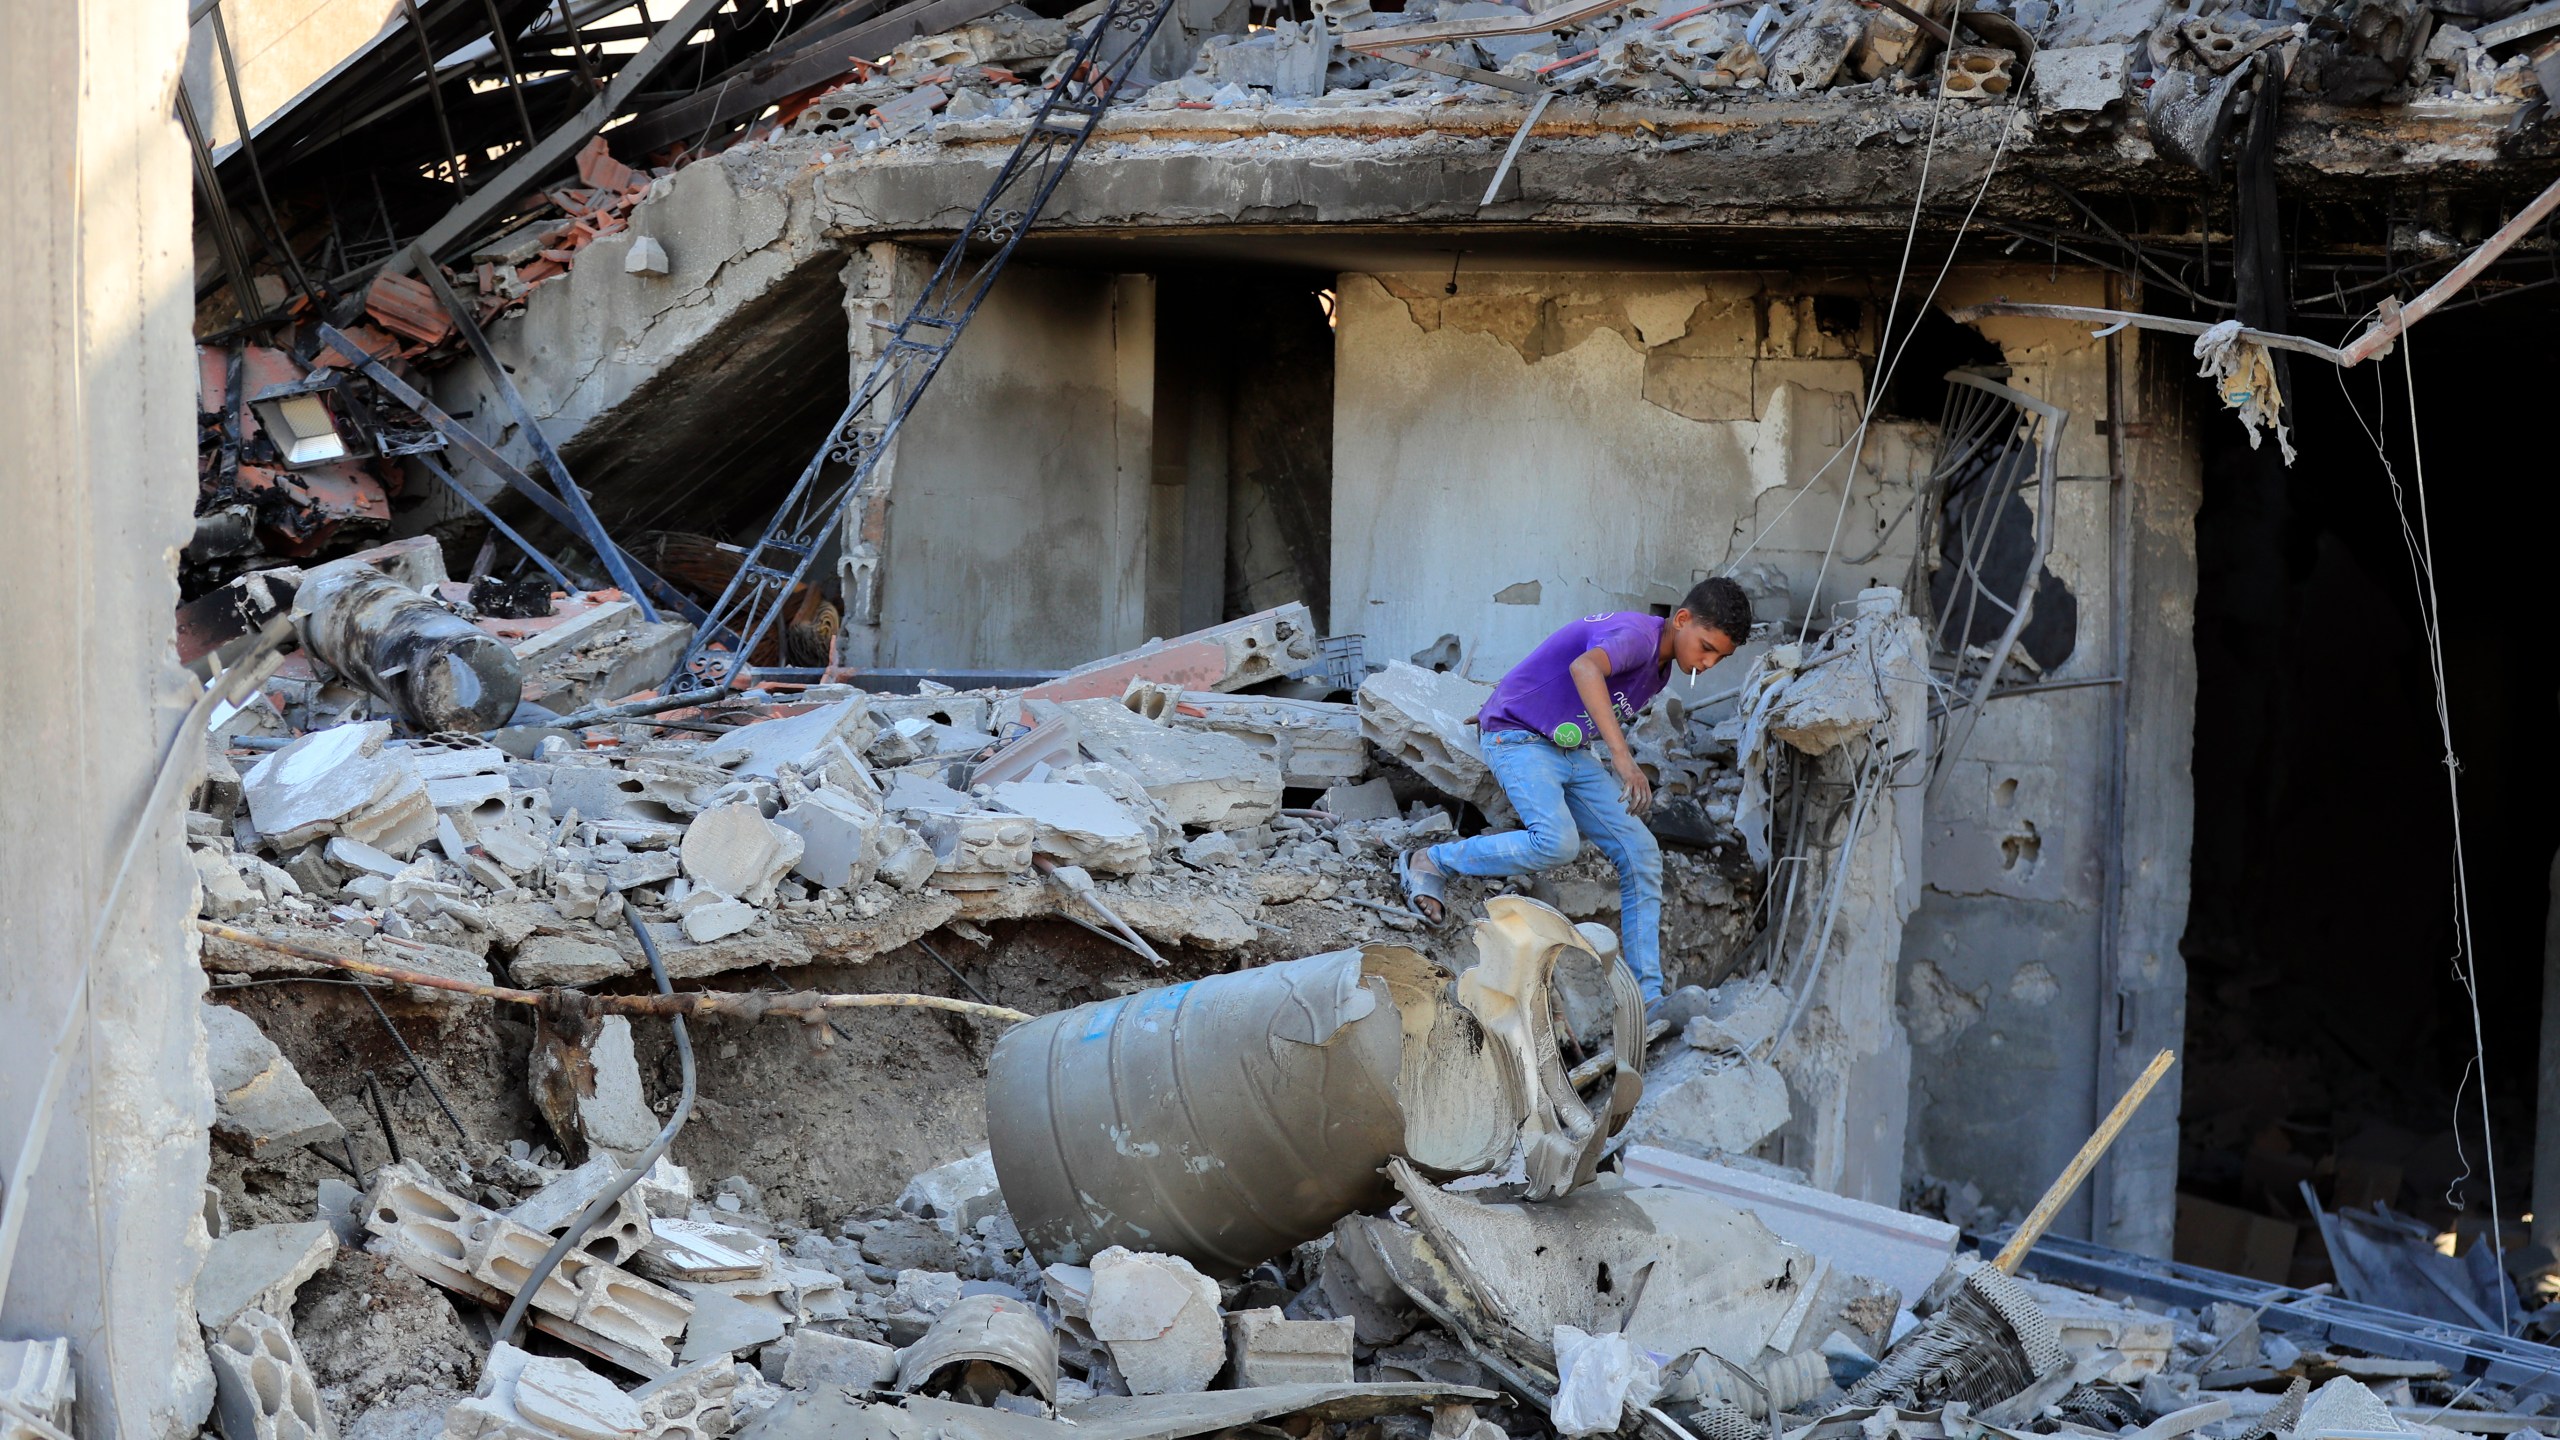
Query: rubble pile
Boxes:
[{"xmin": 189, "ymin": 554, "xmax": 1765, "ymax": 1002}]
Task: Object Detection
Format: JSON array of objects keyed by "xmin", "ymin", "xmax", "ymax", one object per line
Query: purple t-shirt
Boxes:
[{"xmin": 1478, "ymin": 612, "xmax": 1669, "ymax": 748}]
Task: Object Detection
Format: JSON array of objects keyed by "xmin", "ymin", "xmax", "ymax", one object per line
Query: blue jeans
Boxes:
[{"xmin": 1427, "ymin": 729, "xmax": 1665, "ymax": 1004}]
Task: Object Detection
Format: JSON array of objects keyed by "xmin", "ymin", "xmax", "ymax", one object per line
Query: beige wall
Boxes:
[
  {"xmin": 184, "ymin": 0, "xmax": 401, "ymax": 151},
  {"xmin": 2, "ymin": 0, "xmax": 219, "ymax": 1434}
]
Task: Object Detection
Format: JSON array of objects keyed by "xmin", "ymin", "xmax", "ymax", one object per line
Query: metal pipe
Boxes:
[
  {"xmin": 408, "ymin": 253, "xmax": 660, "ymax": 621},
  {"xmin": 177, "ymin": 93, "xmax": 265, "ymax": 326},
  {"xmin": 2337, "ymin": 170, "xmax": 2560, "ymax": 365},
  {"xmin": 399, "ymin": 0, "xmax": 471, "ymax": 198},
  {"xmin": 480, "ymin": 0, "xmax": 544, "ymax": 146},
  {"xmin": 492, "ymin": 898, "xmax": 693, "ymax": 1353},
  {"xmin": 207, "ymin": 2, "xmax": 323, "ymax": 304},
  {"xmin": 409, "ymin": 452, "xmax": 578, "ymax": 593},
  {"xmin": 544, "ymin": 685, "xmax": 729, "ymax": 729}
]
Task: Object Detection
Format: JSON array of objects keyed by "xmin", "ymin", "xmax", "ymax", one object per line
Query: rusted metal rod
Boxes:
[
  {"xmin": 2336, "ymin": 170, "xmax": 2560, "ymax": 365},
  {"xmin": 194, "ymin": 920, "xmax": 1034, "ymax": 1023}
]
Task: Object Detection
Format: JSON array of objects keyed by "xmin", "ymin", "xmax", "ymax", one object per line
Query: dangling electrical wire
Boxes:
[{"xmin": 2333, "ymin": 322, "xmax": 2510, "ymax": 1332}]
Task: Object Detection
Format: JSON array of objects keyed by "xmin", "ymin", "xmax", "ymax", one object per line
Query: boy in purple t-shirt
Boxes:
[{"xmin": 1400, "ymin": 577, "xmax": 1753, "ymax": 1012}]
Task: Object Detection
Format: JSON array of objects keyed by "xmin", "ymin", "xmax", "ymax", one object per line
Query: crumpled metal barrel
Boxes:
[{"xmin": 985, "ymin": 948, "xmax": 1412, "ymax": 1276}]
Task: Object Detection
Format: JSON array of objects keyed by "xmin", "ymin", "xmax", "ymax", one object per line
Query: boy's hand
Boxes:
[{"xmin": 1612, "ymin": 750, "xmax": 1653, "ymax": 817}]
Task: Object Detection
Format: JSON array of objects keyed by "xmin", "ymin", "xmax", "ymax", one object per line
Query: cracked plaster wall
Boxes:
[
  {"xmin": 1895, "ymin": 275, "xmax": 2196, "ymax": 1255},
  {"xmin": 1330, "ymin": 268, "xmax": 1935, "ymax": 677}
]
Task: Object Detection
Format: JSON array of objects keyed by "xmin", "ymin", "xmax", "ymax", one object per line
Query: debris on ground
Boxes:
[{"xmin": 161, "ymin": 579, "xmax": 2560, "ymax": 1440}]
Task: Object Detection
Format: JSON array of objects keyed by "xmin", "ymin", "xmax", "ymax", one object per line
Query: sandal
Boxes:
[{"xmin": 1398, "ymin": 849, "xmax": 1449, "ymax": 927}]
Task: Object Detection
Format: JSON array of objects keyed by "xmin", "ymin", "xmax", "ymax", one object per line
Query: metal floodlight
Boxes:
[{"xmin": 248, "ymin": 368, "xmax": 350, "ymax": 467}]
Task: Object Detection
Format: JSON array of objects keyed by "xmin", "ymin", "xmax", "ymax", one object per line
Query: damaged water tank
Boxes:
[{"xmin": 297, "ymin": 560, "xmax": 523, "ymax": 732}]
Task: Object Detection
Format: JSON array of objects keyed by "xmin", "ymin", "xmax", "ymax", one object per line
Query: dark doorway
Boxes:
[{"xmin": 2180, "ymin": 294, "xmax": 2560, "ymax": 1291}]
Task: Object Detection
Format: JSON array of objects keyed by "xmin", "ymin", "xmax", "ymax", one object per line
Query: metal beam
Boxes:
[
  {"xmin": 406, "ymin": 246, "xmax": 658, "ymax": 619},
  {"xmin": 381, "ymin": 0, "xmax": 729, "ymax": 276},
  {"xmin": 314, "ymin": 321, "xmax": 705, "ymax": 623}
]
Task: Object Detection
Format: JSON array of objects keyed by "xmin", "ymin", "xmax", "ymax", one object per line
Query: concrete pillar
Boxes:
[{"xmin": 0, "ymin": 0, "xmax": 220, "ymax": 1433}]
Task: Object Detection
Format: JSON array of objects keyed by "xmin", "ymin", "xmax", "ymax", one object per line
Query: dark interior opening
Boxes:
[
  {"xmin": 1152, "ymin": 268, "xmax": 1336, "ymax": 632},
  {"xmin": 2180, "ymin": 293, "xmax": 2559, "ymax": 1291}
]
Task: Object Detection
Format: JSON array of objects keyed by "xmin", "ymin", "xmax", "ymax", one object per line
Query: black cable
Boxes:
[
  {"xmin": 491, "ymin": 896, "xmax": 695, "ymax": 1354},
  {"xmin": 357, "ymin": 984, "xmax": 470, "ymax": 1140},
  {"xmin": 364, "ymin": 1073, "xmax": 404, "ymax": 1165}
]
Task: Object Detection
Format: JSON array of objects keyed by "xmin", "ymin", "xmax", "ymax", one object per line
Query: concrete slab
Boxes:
[
  {"xmin": 985, "ymin": 781, "xmax": 1152, "ymax": 873},
  {"xmin": 204, "ymin": 1004, "xmax": 349, "ymax": 1158},
  {"xmin": 194, "ymin": 1221, "xmax": 337, "ymax": 1331},
  {"xmin": 681, "ymin": 803, "xmax": 803, "ymax": 904},
  {"xmin": 1088, "ymin": 1249, "xmax": 1222, "ymax": 1396}
]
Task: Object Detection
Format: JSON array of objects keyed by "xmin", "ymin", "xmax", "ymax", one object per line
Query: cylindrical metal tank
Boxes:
[
  {"xmin": 297, "ymin": 561, "xmax": 523, "ymax": 732},
  {"xmin": 985, "ymin": 948, "xmax": 1414, "ymax": 1276}
]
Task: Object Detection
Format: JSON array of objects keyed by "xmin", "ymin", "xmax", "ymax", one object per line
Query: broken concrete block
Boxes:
[
  {"xmin": 1357, "ymin": 663, "xmax": 1500, "ymax": 814},
  {"xmin": 512, "ymin": 1155, "xmax": 655, "ymax": 1264},
  {"xmin": 875, "ymin": 829, "xmax": 938, "ymax": 891},
  {"xmin": 907, "ymin": 810, "xmax": 1035, "ymax": 887},
  {"xmin": 448, "ymin": 1341, "xmax": 740, "ymax": 1440},
  {"xmin": 626, "ymin": 234, "xmax": 671, "ymax": 275},
  {"xmin": 1176, "ymin": 831, "xmax": 1240, "ymax": 869},
  {"xmin": 1176, "ymin": 695, "xmax": 1367, "ymax": 788},
  {"xmin": 894, "ymin": 1268, "xmax": 962, "ymax": 1318},
  {"xmin": 1619, "ymin": 1047, "xmax": 1791, "ymax": 1160},
  {"xmin": 448, "ymin": 1342, "xmax": 638, "ymax": 1440},
  {"xmin": 679, "ymin": 1291, "xmax": 789, "ymax": 1364},
  {"xmin": 985, "ymin": 781, "xmax": 1152, "ymax": 873},
  {"xmin": 0, "ymin": 1339, "xmax": 74, "ymax": 1440},
  {"xmin": 681, "ymin": 803, "xmax": 803, "ymax": 905},
  {"xmin": 1024, "ymin": 604, "xmax": 1319, "ymax": 704},
  {"xmin": 774, "ymin": 785, "xmax": 880, "ymax": 891},
  {"xmin": 2031, "ymin": 42, "xmax": 2130, "ymax": 124},
  {"xmin": 207, "ymin": 1309, "xmax": 331, "ymax": 1440},
  {"xmin": 362, "ymin": 1163, "xmax": 692, "ymax": 1372},
  {"xmin": 897, "ymin": 1151, "xmax": 1005, "ymax": 1234},
  {"xmin": 1226, "ymin": 1309, "xmax": 1354, "ymax": 1387},
  {"xmin": 195, "ymin": 1221, "xmax": 338, "ymax": 1330},
  {"xmin": 680, "ymin": 898, "xmax": 760, "ymax": 944},
  {"xmin": 2014, "ymin": 1274, "xmax": 2174, "ymax": 1382},
  {"xmin": 242, "ymin": 721, "xmax": 436, "ymax": 857},
  {"xmin": 195, "ymin": 844, "xmax": 261, "ymax": 919},
  {"xmin": 198, "ymin": 735, "xmax": 246, "ymax": 820},
  {"xmin": 511, "ymin": 599, "xmax": 637, "ymax": 666},
  {"xmin": 702, "ymin": 699, "xmax": 876, "ymax": 781},
  {"xmin": 512, "ymin": 934, "xmax": 629, "ymax": 987},
  {"xmin": 778, "ymin": 1330, "xmax": 899, "ymax": 1391},
  {"xmin": 1682, "ymin": 976, "xmax": 1789, "ymax": 1055},
  {"xmin": 204, "ymin": 1003, "xmax": 349, "ymax": 1158},
  {"xmin": 1321, "ymin": 778, "xmax": 1399, "ymax": 823},
  {"xmin": 580, "ymin": 1016, "xmax": 663, "ymax": 1157},
  {"xmin": 1088, "ymin": 1248, "xmax": 1223, "ymax": 1395},
  {"xmin": 1060, "ymin": 700, "xmax": 1283, "ymax": 831}
]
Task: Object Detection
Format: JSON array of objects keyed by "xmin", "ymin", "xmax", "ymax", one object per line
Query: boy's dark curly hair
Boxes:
[{"xmin": 1680, "ymin": 576, "xmax": 1754, "ymax": 642}]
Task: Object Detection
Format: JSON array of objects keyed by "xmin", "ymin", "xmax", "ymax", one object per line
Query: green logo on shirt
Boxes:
[{"xmin": 1551, "ymin": 720, "xmax": 1585, "ymax": 748}]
